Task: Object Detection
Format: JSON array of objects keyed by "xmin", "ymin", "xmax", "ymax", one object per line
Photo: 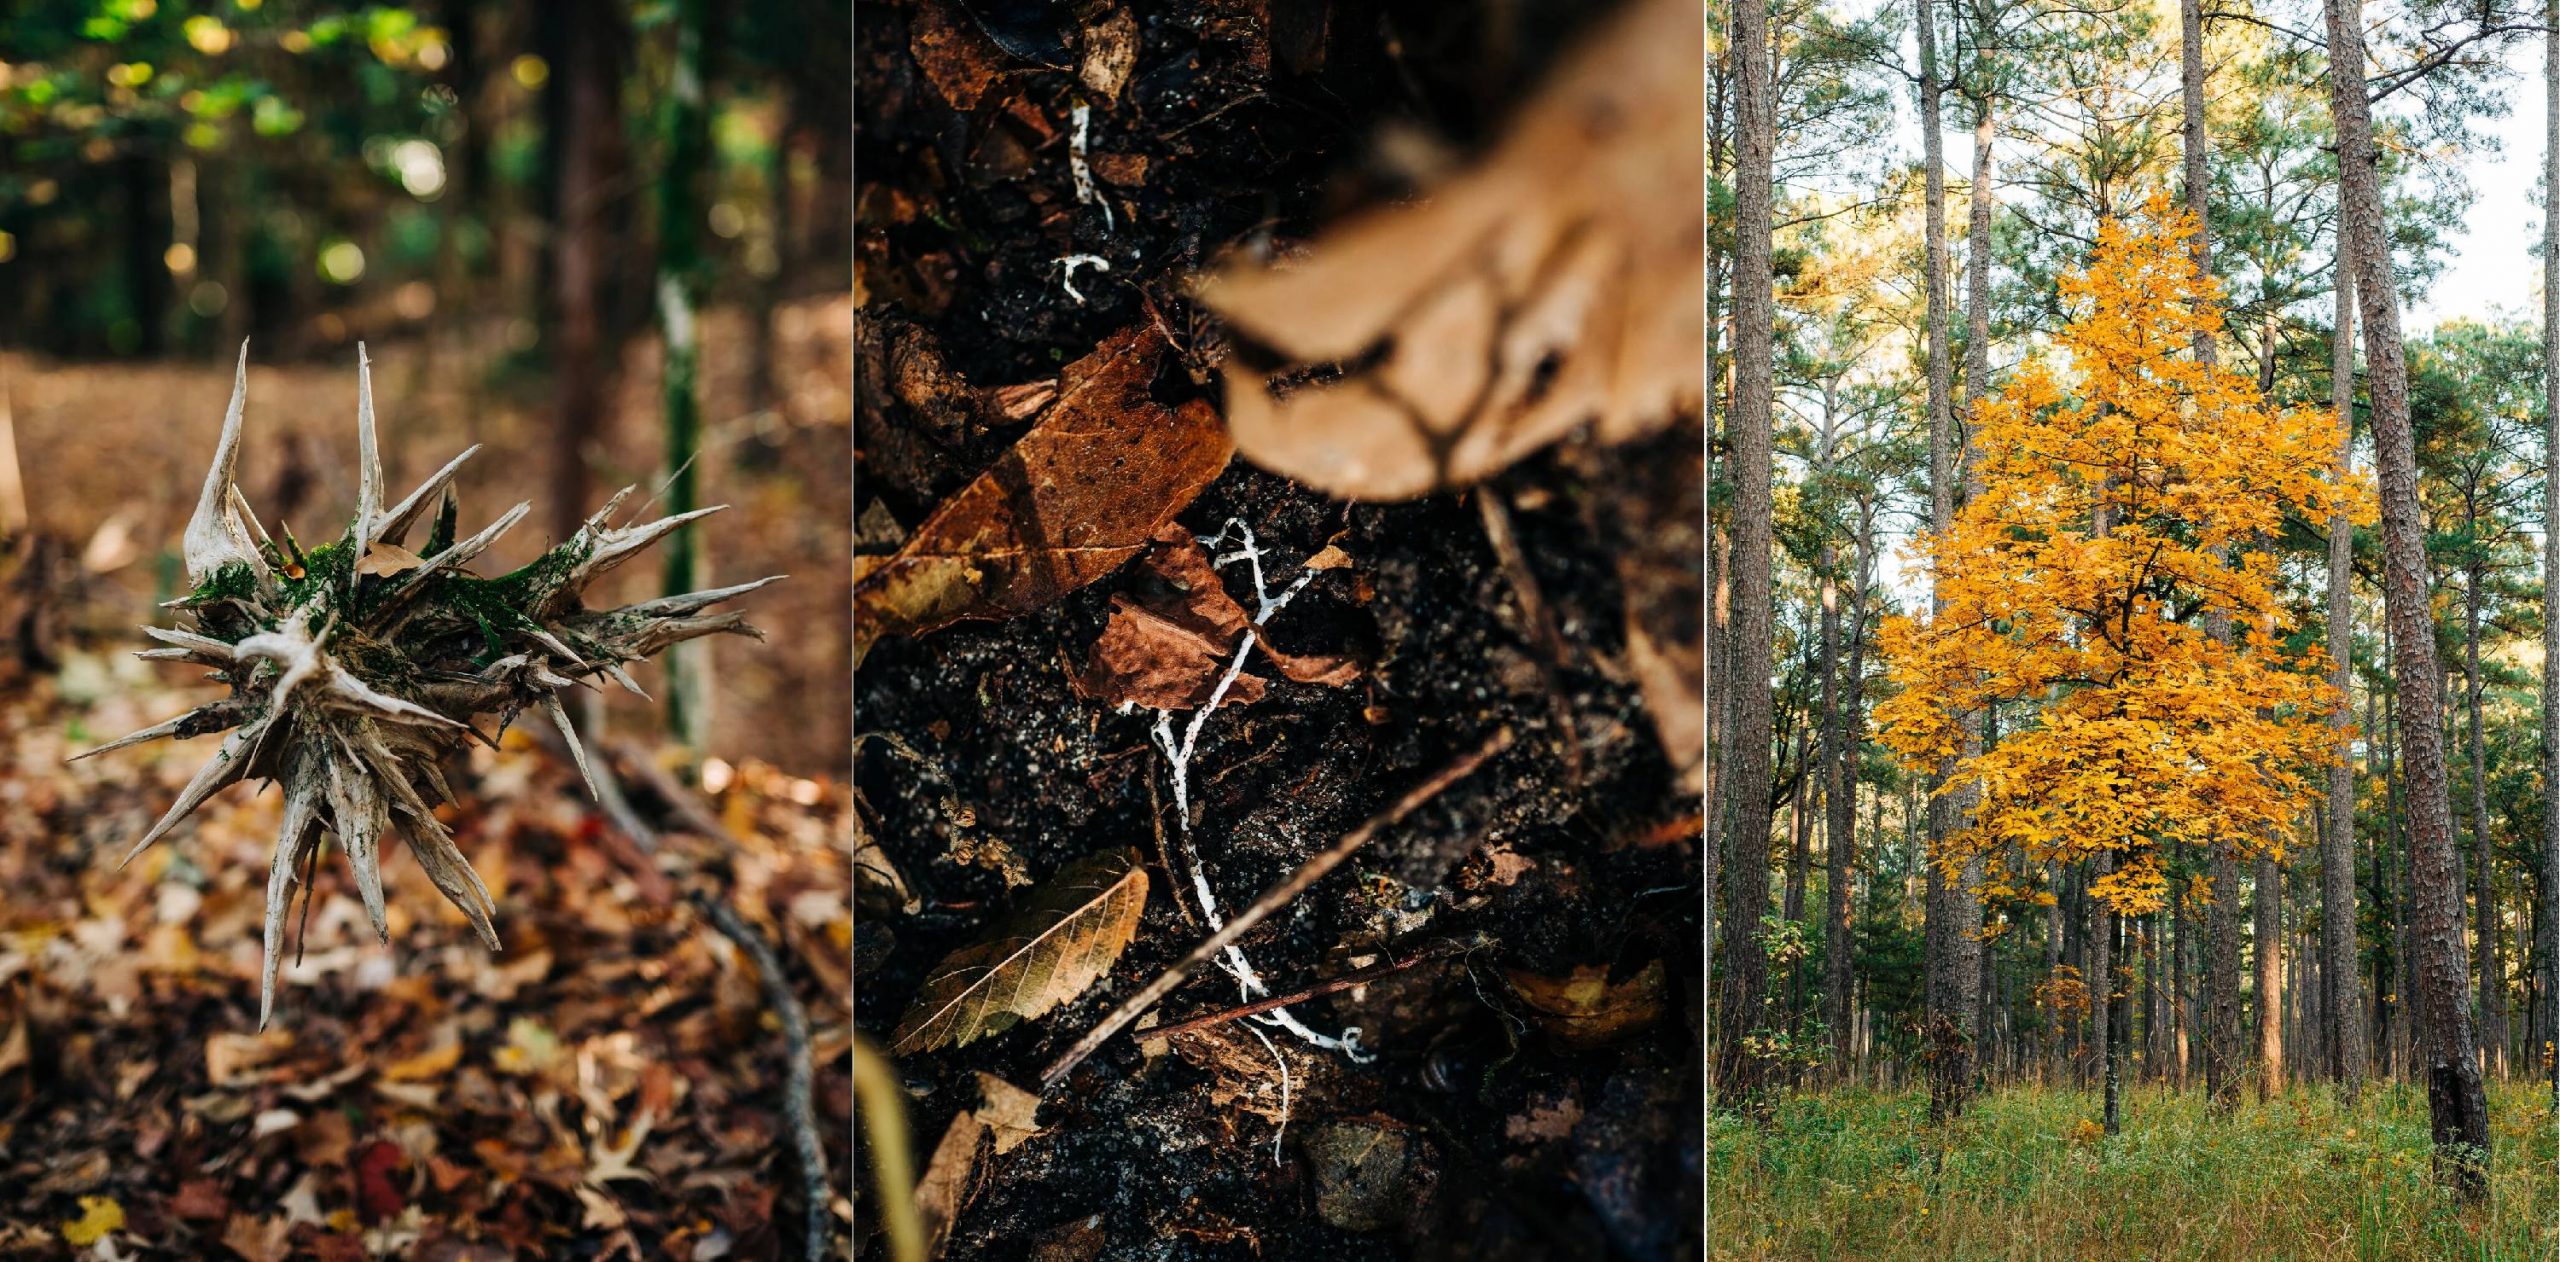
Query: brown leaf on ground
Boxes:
[
  {"xmin": 974, "ymin": 1072, "xmax": 1046, "ymax": 1154},
  {"xmin": 889, "ymin": 847, "xmax": 1150, "ymax": 1054},
  {"xmin": 1073, "ymin": 525, "xmax": 1359, "ymax": 710},
  {"xmin": 915, "ymin": 1110, "xmax": 988, "ymax": 1260},
  {"xmin": 909, "ymin": 0, "xmax": 1007, "ymax": 111},
  {"xmin": 1502, "ymin": 960, "xmax": 1666, "ymax": 1051},
  {"xmin": 854, "ymin": 328, "xmax": 1233, "ymax": 659},
  {"xmin": 1194, "ymin": 0, "xmax": 1702, "ymax": 500}
]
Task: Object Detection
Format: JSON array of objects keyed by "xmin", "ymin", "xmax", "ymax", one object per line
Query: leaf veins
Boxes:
[{"xmin": 889, "ymin": 846, "xmax": 1150, "ymax": 1054}]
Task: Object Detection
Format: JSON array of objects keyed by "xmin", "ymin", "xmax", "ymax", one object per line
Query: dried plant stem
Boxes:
[
  {"xmin": 1039, "ymin": 727, "xmax": 1515, "ymax": 1091},
  {"xmin": 851, "ymin": 1036, "xmax": 926, "ymax": 1262},
  {"xmin": 697, "ymin": 892, "xmax": 830, "ymax": 1262},
  {"xmin": 1142, "ymin": 946, "xmax": 1457, "ymax": 1042}
]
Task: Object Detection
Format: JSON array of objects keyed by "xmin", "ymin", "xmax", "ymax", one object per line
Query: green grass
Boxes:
[{"xmin": 1710, "ymin": 1079, "xmax": 2558, "ymax": 1260}]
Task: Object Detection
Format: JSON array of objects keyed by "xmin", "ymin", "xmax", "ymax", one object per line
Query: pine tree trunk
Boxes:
[
  {"xmin": 2548, "ymin": 0, "xmax": 2560, "ymax": 1104},
  {"xmin": 2206, "ymin": 840, "xmax": 2243, "ymax": 1113},
  {"xmin": 2181, "ymin": 0, "xmax": 2214, "ymax": 369},
  {"xmin": 2323, "ymin": 0, "xmax": 2493, "ymax": 1191},
  {"xmin": 1915, "ymin": 0, "xmax": 1976, "ymax": 1124},
  {"xmin": 1713, "ymin": 0, "xmax": 1779, "ymax": 1113},
  {"xmin": 2094, "ymin": 852, "xmax": 2116, "ymax": 1123},
  {"xmin": 2465, "ymin": 565, "xmax": 2505, "ymax": 1077},
  {"xmin": 2326, "ymin": 265, "xmax": 2365, "ymax": 1100},
  {"xmin": 1826, "ymin": 509, "xmax": 1873, "ymax": 1066},
  {"xmin": 2049, "ymin": 859, "xmax": 2067, "ymax": 1084},
  {"xmin": 1703, "ymin": 46, "xmax": 1730, "ymax": 1004}
]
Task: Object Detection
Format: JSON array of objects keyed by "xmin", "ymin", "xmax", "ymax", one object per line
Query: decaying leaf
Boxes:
[
  {"xmin": 1194, "ymin": 0, "xmax": 1702, "ymax": 500},
  {"xmin": 889, "ymin": 847, "xmax": 1149, "ymax": 1053},
  {"xmin": 908, "ymin": 0, "xmax": 1006, "ymax": 111},
  {"xmin": 914, "ymin": 1109, "xmax": 987, "ymax": 1259},
  {"xmin": 974, "ymin": 1072, "xmax": 1047, "ymax": 1154},
  {"xmin": 854, "ymin": 328, "xmax": 1233, "ymax": 659},
  {"xmin": 1074, "ymin": 524, "xmax": 1358, "ymax": 709},
  {"xmin": 1161, "ymin": 1022, "xmax": 1339, "ymax": 1125},
  {"xmin": 1502, "ymin": 960, "xmax": 1666, "ymax": 1051}
]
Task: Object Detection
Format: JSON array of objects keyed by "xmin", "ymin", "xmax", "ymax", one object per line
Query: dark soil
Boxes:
[{"xmin": 855, "ymin": 3, "xmax": 1701, "ymax": 1258}]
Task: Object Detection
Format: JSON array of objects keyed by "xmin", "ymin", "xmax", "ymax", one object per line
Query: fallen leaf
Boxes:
[
  {"xmin": 1195, "ymin": 0, "xmax": 1701, "ymax": 499},
  {"xmin": 1503, "ymin": 960, "xmax": 1666, "ymax": 1050},
  {"xmin": 1077, "ymin": 8, "xmax": 1139, "ymax": 103},
  {"xmin": 205, "ymin": 1030, "xmax": 294, "ymax": 1087},
  {"xmin": 975, "ymin": 1072, "xmax": 1045, "ymax": 1154},
  {"xmin": 379, "ymin": 1038, "xmax": 463, "ymax": 1082},
  {"xmin": 220, "ymin": 1214, "xmax": 291, "ymax": 1262},
  {"xmin": 353, "ymin": 541, "xmax": 426, "ymax": 577},
  {"xmin": 854, "ymin": 328, "xmax": 1232, "ymax": 659},
  {"xmin": 172, "ymin": 1179, "xmax": 230, "ymax": 1221},
  {"xmin": 914, "ymin": 1111, "xmax": 987, "ymax": 1259},
  {"xmin": 1298, "ymin": 1116, "xmax": 1436, "ymax": 1234},
  {"xmin": 908, "ymin": 0, "xmax": 1006, "ymax": 110},
  {"xmin": 1032, "ymin": 1214, "xmax": 1108, "ymax": 1262},
  {"xmin": 1504, "ymin": 1094, "xmax": 1585, "ymax": 1143},
  {"xmin": 1074, "ymin": 525, "xmax": 1359, "ymax": 710},
  {"xmin": 889, "ymin": 847, "xmax": 1149, "ymax": 1053},
  {"xmin": 354, "ymin": 1140, "xmax": 405, "ymax": 1222},
  {"xmin": 59, "ymin": 1196, "xmax": 122, "ymax": 1246}
]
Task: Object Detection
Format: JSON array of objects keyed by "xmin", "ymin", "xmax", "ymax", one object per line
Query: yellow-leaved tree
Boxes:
[{"xmin": 1876, "ymin": 195, "xmax": 2374, "ymax": 1122}]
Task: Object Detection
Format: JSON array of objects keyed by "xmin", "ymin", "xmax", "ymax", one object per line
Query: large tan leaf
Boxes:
[
  {"xmin": 1194, "ymin": 0, "xmax": 1702, "ymax": 500},
  {"xmin": 854, "ymin": 328, "xmax": 1233, "ymax": 658},
  {"xmin": 889, "ymin": 847, "xmax": 1150, "ymax": 1054}
]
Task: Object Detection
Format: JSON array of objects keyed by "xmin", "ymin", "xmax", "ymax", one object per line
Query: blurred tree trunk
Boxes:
[
  {"xmin": 752, "ymin": 91, "xmax": 796, "ymax": 414},
  {"xmin": 541, "ymin": 0, "xmax": 628, "ymax": 542},
  {"xmin": 122, "ymin": 153, "xmax": 167, "ymax": 357},
  {"xmin": 658, "ymin": 0, "xmax": 714, "ymax": 748}
]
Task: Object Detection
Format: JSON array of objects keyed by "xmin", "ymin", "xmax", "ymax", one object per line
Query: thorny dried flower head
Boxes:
[{"xmin": 76, "ymin": 343, "xmax": 780, "ymax": 1026}]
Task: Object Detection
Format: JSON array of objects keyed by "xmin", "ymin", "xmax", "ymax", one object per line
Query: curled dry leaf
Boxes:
[
  {"xmin": 1074, "ymin": 524, "xmax": 1359, "ymax": 710},
  {"xmin": 1194, "ymin": 0, "xmax": 1702, "ymax": 500},
  {"xmin": 889, "ymin": 847, "xmax": 1150, "ymax": 1054},
  {"xmin": 854, "ymin": 328, "xmax": 1233, "ymax": 659},
  {"xmin": 1502, "ymin": 959, "xmax": 1666, "ymax": 1051}
]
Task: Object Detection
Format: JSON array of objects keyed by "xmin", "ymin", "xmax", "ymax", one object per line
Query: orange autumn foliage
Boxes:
[{"xmin": 1876, "ymin": 196, "xmax": 2376, "ymax": 915}]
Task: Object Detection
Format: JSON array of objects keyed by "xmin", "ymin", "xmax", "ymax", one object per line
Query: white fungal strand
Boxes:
[{"xmin": 1148, "ymin": 518, "xmax": 1371, "ymax": 1065}]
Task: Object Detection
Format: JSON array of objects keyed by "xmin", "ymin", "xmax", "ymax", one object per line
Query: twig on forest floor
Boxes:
[
  {"xmin": 1039, "ymin": 727, "xmax": 1516, "ymax": 1091},
  {"xmin": 697, "ymin": 891, "xmax": 830, "ymax": 1262},
  {"xmin": 1141, "ymin": 944, "xmax": 1463, "ymax": 1042},
  {"xmin": 1475, "ymin": 488, "xmax": 1582, "ymax": 786},
  {"xmin": 528, "ymin": 724, "xmax": 832, "ymax": 1261}
]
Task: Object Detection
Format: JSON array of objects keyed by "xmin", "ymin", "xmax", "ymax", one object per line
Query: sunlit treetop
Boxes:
[{"xmin": 1875, "ymin": 193, "xmax": 2376, "ymax": 914}]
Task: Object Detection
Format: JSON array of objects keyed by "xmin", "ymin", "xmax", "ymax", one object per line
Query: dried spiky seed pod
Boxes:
[{"xmin": 77, "ymin": 343, "xmax": 781, "ymax": 1026}]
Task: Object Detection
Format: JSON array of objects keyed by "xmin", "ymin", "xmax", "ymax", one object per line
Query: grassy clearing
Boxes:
[{"xmin": 1710, "ymin": 1079, "xmax": 2559, "ymax": 1260}]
